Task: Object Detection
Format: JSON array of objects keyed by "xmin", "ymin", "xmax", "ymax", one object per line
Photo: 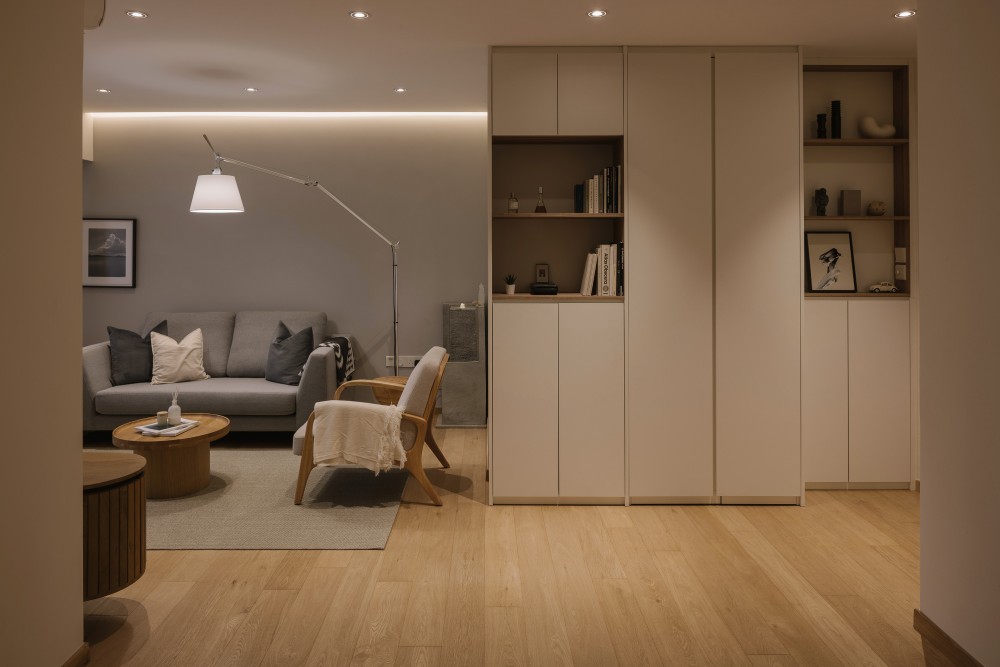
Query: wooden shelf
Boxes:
[
  {"xmin": 804, "ymin": 292, "xmax": 909, "ymax": 299},
  {"xmin": 805, "ymin": 138, "xmax": 908, "ymax": 147},
  {"xmin": 805, "ymin": 216, "xmax": 910, "ymax": 222},
  {"xmin": 493, "ymin": 213, "xmax": 623, "ymax": 220},
  {"xmin": 493, "ymin": 293, "xmax": 623, "ymax": 303}
]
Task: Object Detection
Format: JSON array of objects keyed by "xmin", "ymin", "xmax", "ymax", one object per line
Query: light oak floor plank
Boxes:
[{"xmin": 83, "ymin": 429, "xmax": 923, "ymax": 667}]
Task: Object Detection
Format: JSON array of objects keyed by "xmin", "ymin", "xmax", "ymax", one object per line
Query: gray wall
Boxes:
[
  {"xmin": 1, "ymin": 2, "xmax": 84, "ymax": 665},
  {"xmin": 918, "ymin": 2, "xmax": 1000, "ymax": 663},
  {"xmin": 83, "ymin": 115, "xmax": 488, "ymax": 379}
]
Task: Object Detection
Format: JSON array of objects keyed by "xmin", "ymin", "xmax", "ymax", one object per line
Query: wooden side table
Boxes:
[
  {"xmin": 83, "ymin": 451, "xmax": 146, "ymax": 601},
  {"xmin": 112, "ymin": 413, "xmax": 230, "ymax": 499}
]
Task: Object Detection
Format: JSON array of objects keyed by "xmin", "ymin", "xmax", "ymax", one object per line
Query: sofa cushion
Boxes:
[
  {"xmin": 95, "ymin": 377, "xmax": 297, "ymax": 416},
  {"xmin": 143, "ymin": 312, "xmax": 236, "ymax": 378},
  {"xmin": 265, "ymin": 322, "xmax": 313, "ymax": 385},
  {"xmin": 227, "ymin": 311, "xmax": 326, "ymax": 378},
  {"xmin": 108, "ymin": 319, "xmax": 167, "ymax": 385},
  {"xmin": 150, "ymin": 329, "xmax": 211, "ymax": 384}
]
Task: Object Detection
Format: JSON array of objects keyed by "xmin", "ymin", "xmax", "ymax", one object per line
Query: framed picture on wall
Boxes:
[
  {"xmin": 805, "ymin": 231, "xmax": 856, "ymax": 293},
  {"xmin": 535, "ymin": 263, "xmax": 550, "ymax": 283},
  {"xmin": 83, "ymin": 218, "xmax": 136, "ymax": 287}
]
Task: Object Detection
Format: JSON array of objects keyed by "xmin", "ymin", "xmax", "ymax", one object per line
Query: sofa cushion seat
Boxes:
[{"xmin": 95, "ymin": 377, "xmax": 298, "ymax": 417}]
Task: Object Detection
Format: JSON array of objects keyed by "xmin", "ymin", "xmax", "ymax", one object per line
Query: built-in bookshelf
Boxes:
[
  {"xmin": 491, "ymin": 136, "xmax": 624, "ymax": 299},
  {"xmin": 803, "ymin": 64, "xmax": 911, "ymax": 296}
]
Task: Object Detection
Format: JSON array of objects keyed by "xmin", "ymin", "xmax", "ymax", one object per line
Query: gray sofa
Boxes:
[{"xmin": 83, "ymin": 310, "xmax": 343, "ymax": 432}]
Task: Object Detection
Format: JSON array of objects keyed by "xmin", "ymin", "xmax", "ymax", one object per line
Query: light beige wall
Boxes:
[
  {"xmin": 918, "ymin": 2, "xmax": 1000, "ymax": 664},
  {"xmin": 83, "ymin": 116, "xmax": 487, "ymax": 378},
  {"xmin": 0, "ymin": 2, "xmax": 84, "ymax": 666}
]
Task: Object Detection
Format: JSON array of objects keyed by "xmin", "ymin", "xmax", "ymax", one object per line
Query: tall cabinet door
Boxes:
[
  {"xmin": 626, "ymin": 51, "xmax": 715, "ymax": 499},
  {"xmin": 848, "ymin": 300, "xmax": 910, "ymax": 483},
  {"xmin": 802, "ymin": 300, "xmax": 849, "ymax": 484},
  {"xmin": 715, "ymin": 51, "xmax": 802, "ymax": 498},
  {"xmin": 559, "ymin": 303, "xmax": 625, "ymax": 500},
  {"xmin": 491, "ymin": 303, "xmax": 559, "ymax": 500}
]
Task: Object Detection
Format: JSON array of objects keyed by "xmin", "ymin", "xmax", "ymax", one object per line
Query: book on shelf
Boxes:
[
  {"xmin": 136, "ymin": 418, "xmax": 199, "ymax": 437},
  {"xmin": 579, "ymin": 252, "xmax": 598, "ymax": 295},
  {"xmin": 598, "ymin": 244, "xmax": 612, "ymax": 296},
  {"xmin": 609, "ymin": 243, "xmax": 618, "ymax": 295},
  {"xmin": 616, "ymin": 241, "xmax": 625, "ymax": 296}
]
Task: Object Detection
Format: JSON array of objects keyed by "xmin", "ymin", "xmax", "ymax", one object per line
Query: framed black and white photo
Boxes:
[
  {"xmin": 805, "ymin": 231, "xmax": 856, "ymax": 293},
  {"xmin": 535, "ymin": 263, "xmax": 550, "ymax": 283},
  {"xmin": 83, "ymin": 218, "xmax": 136, "ymax": 287}
]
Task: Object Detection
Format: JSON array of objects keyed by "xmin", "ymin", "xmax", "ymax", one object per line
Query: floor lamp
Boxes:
[{"xmin": 190, "ymin": 134, "xmax": 400, "ymax": 375}]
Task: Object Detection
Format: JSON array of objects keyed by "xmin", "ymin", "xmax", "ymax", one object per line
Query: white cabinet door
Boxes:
[
  {"xmin": 491, "ymin": 303, "xmax": 559, "ymax": 499},
  {"xmin": 558, "ymin": 51, "xmax": 624, "ymax": 136},
  {"xmin": 802, "ymin": 300, "xmax": 849, "ymax": 484},
  {"xmin": 848, "ymin": 300, "xmax": 910, "ymax": 483},
  {"xmin": 558, "ymin": 303, "xmax": 625, "ymax": 500},
  {"xmin": 491, "ymin": 51, "xmax": 558, "ymax": 136},
  {"xmin": 715, "ymin": 51, "xmax": 802, "ymax": 498},
  {"xmin": 626, "ymin": 51, "xmax": 714, "ymax": 499}
]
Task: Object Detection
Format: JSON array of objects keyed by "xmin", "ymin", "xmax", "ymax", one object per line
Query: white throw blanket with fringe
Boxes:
[{"xmin": 311, "ymin": 401, "xmax": 406, "ymax": 474}]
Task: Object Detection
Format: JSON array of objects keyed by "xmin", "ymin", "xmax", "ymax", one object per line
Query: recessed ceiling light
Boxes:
[
  {"xmin": 894, "ymin": 10, "xmax": 916, "ymax": 18},
  {"xmin": 588, "ymin": 9, "xmax": 608, "ymax": 18},
  {"xmin": 244, "ymin": 87, "xmax": 260, "ymax": 93},
  {"xmin": 96, "ymin": 88, "xmax": 111, "ymax": 94},
  {"xmin": 349, "ymin": 11, "xmax": 369, "ymax": 19},
  {"xmin": 393, "ymin": 87, "xmax": 407, "ymax": 94},
  {"xmin": 124, "ymin": 10, "xmax": 148, "ymax": 19}
]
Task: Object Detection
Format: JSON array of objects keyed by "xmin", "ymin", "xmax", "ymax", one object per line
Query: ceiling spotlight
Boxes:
[
  {"xmin": 893, "ymin": 10, "xmax": 916, "ymax": 18},
  {"xmin": 244, "ymin": 87, "xmax": 260, "ymax": 93},
  {"xmin": 96, "ymin": 88, "xmax": 111, "ymax": 94},
  {"xmin": 349, "ymin": 11, "xmax": 369, "ymax": 19},
  {"xmin": 124, "ymin": 10, "xmax": 148, "ymax": 18},
  {"xmin": 393, "ymin": 87, "xmax": 407, "ymax": 94},
  {"xmin": 588, "ymin": 9, "xmax": 608, "ymax": 18}
]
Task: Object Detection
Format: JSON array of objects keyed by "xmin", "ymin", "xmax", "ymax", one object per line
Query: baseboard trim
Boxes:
[
  {"xmin": 629, "ymin": 496, "xmax": 720, "ymax": 505},
  {"xmin": 62, "ymin": 642, "xmax": 89, "ymax": 667},
  {"xmin": 913, "ymin": 609, "xmax": 984, "ymax": 667},
  {"xmin": 720, "ymin": 496, "xmax": 799, "ymax": 505},
  {"xmin": 805, "ymin": 482, "xmax": 849, "ymax": 490}
]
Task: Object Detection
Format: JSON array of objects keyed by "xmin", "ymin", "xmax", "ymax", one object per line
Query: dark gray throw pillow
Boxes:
[
  {"xmin": 107, "ymin": 320, "xmax": 167, "ymax": 385},
  {"xmin": 265, "ymin": 321, "xmax": 314, "ymax": 385}
]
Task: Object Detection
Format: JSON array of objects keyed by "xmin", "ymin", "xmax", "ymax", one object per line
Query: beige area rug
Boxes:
[{"xmin": 136, "ymin": 448, "xmax": 408, "ymax": 550}]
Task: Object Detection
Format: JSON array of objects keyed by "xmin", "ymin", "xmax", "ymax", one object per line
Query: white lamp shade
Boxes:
[{"xmin": 190, "ymin": 173, "xmax": 245, "ymax": 212}]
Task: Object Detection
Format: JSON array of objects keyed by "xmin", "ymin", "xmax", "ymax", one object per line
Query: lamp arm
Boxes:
[{"xmin": 203, "ymin": 135, "xmax": 398, "ymax": 248}]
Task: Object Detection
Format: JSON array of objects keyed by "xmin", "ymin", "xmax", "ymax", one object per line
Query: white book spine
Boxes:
[
  {"xmin": 580, "ymin": 253, "xmax": 598, "ymax": 295},
  {"xmin": 609, "ymin": 245, "xmax": 618, "ymax": 295},
  {"xmin": 599, "ymin": 244, "xmax": 612, "ymax": 296}
]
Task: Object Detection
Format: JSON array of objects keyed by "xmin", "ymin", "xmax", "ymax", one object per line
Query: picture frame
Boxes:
[
  {"xmin": 535, "ymin": 263, "xmax": 550, "ymax": 283},
  {"xmin": 83, "ymin": 218, "xmax": 136, "ymax": 287},
  {"xmin": 805, "ymin": 231, "xmax": 856, "ymax": 293}
]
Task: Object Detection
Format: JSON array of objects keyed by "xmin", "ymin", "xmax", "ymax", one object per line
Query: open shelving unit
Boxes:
[{"xmin": 803, "ymin": 64, "xmax": 911, "ymax": 296}]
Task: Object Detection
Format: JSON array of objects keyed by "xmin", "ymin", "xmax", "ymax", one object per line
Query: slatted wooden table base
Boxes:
[{"xmin": 83, "ymin": 451, "xmax": 147, "ymax": 601}]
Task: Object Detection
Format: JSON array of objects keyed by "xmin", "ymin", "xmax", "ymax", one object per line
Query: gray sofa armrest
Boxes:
[
  {"xmin": 83, "ymin": 342, "xmax": 113, "ymax": 430},
  {"xmin": 295, "ymin": 346, "xmax": 338, "ymax": 429}
]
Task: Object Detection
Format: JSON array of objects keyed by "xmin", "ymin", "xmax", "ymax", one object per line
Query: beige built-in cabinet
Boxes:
[{"xmin": 488, "ymin": 46, "xmax": 803, "ymax": 505}]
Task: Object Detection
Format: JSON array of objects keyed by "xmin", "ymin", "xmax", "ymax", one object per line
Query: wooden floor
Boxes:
[{"xmin": 84, "ymin": 427, "xmax": 924, "ymax": 666}]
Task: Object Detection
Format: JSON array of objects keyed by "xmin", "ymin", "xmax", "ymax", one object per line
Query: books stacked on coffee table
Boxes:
[{"xmin": 135, "ymin": 418, "xmax": 199, "ymax": 437}]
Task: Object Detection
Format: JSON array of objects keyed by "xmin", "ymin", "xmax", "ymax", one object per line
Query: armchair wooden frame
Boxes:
[{"xmin": 294, "ymin": 353, "xmax": 450, "ymax": 506}]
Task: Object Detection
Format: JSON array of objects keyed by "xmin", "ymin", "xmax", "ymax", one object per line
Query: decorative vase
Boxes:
[
  {"xmin": 505, "ymin": 284, "xmax": 515, "ymax": 295},
  {"xmin": 867, "ymin": 201, "xmax": 887, "ymax": 216}
]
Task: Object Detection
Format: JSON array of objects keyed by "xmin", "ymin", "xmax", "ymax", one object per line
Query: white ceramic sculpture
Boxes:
[{"xmin": 858, "ymin": 116, "xmax": 897, "ymax": 138}]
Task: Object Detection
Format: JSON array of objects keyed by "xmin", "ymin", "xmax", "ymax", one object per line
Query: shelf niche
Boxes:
[
  {"xmin": 803, "ymin": 64, "xmax": 910, "ymax": 295},
  {"xmin": 491, "ymin": 137, "xmax": 623, "ymax": 295}
]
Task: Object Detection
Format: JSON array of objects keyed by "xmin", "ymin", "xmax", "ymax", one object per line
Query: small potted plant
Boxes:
[{"xmin": 503, "ymin": 274, "xmax": 517, "ymax": 295}]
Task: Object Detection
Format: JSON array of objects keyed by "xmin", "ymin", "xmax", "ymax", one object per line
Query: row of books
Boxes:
[
  {"xmin": 579, "ymin": 242, "xmax": 624, "ymax": 296},
  {"xmin": 573, "ymin": 165, "xmax": 623, "ymax": 214}
]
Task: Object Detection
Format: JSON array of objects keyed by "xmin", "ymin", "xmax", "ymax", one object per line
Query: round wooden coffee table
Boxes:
[{"xmin": 112, "ymin": 413, "xmax": 230, "ymax": 499}]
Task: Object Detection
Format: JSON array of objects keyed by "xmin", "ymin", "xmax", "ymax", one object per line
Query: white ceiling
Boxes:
[{"xmin": 83, "ymin": 0, "xmax": 917, "ymax": 112}]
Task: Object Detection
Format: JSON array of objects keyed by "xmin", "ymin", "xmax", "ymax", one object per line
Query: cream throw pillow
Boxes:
[{"xmin": 150, "ymin": 329, "xmax": 212, "ymax": 384}]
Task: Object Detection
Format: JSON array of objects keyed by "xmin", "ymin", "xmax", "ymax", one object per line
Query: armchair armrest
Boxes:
[
  {"xmin": 82, "ymin": 342, "xmax": 113, "ymax": 430},
  {"xmin": 295, "ymin": 346, "xmax": 338, "ymax": 429},
  {"xmin": 333, "ymin": 378, "xmax": 407, "ymax": 401}
]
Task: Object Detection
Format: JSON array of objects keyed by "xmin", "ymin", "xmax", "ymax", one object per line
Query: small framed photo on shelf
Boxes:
[
  {"xmin": 805, "ymin": 231, "xmax": 856, "ymax": 293},
  {"xmin": 535, "ymin": 263, "xmax": 550, "ymax": 283},
  {"xmin": 83, "ymin": 218, "xmax": 136, "ymax": 287}
]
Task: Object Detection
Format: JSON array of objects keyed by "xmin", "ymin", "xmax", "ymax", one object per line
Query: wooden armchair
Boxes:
[{"xmin": 294, "ymin": 346, "xmax": 449, "ymax": 506}]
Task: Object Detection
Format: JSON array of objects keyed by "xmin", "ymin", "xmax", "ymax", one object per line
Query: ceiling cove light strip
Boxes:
[{"xmin": 89, "ymin": 111, "xmax": 487, "ymax": 118}]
